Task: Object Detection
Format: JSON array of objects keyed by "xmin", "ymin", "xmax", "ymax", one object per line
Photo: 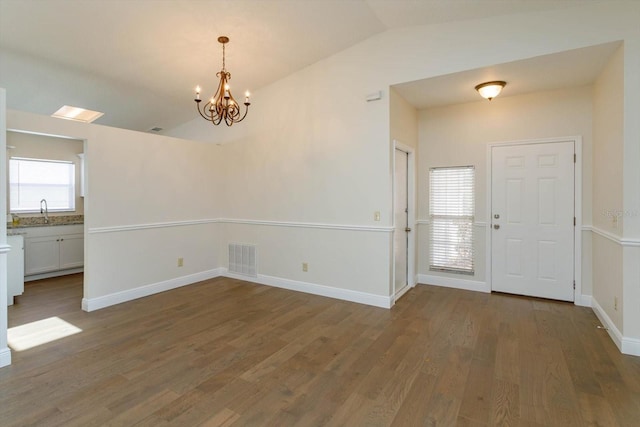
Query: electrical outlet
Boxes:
[
  {"xmin": 614, "ymin": 296, "xmax": 618, "ymax": 311},
  {"xmin": 178, "ymin": 257, "xmax": 184, "ymax": 267},
  {"xmin": 374, "ymin": 211, "xmax": 381, "ymax": 221},
  {"xmin": 302, "ymin": 262, "xmax": 308, "ymax": 272}
]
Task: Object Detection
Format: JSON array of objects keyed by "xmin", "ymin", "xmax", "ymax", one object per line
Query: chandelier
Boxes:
[{"xmin": 194, "ymin": 36, "xmax": 250, "ymax": 126}]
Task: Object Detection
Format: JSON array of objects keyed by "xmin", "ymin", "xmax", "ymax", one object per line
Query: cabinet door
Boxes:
[
  {"xmin": 25, "ymin": 236, "xmax": 60, "ymax": 275},
  {"xmin": 7, "ymin": 235, "xmax": 25, "ymax": 305},
  {"xmin": 59, "ymin": 234, "xmax": 84, "ymax": 269}
]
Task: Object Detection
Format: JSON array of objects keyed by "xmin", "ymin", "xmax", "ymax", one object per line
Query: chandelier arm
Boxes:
[
  {"xmin": 193, "ymin": 36, "xmax": 249, "ymax": 126},
  {"xmin": 196, "ymin": 102, "xmax": 214, "ymax": 122},
  {"xmin": 234, "ymin": 105, "xmax": 250, "ymax": 123}
]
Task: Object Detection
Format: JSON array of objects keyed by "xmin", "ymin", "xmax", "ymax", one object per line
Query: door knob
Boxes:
[
  {"xmin": 493, "ymin": 224, "xmax": 500, "ymax": 230},
  {"xmin": 405, "ymin": 227, "xmax": 412, "ymax": 232}
]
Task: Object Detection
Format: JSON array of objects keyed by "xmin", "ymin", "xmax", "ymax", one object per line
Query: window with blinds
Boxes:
[
  {"xmin": 9, "ymin": 157, "xmax": 76, "ymax": 212},
  {"xmin": 429, "ymin": 166, "xmax": 475, "ymax": 274}
]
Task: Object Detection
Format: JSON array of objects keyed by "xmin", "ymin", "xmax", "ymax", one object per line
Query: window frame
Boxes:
[
  {"xmin": 9, "ymin": 157, "xmax": 76, "ymax": 213},
  {"xmin": 429, "ymin": 165, "xmax": 475, "ymax": 275}
]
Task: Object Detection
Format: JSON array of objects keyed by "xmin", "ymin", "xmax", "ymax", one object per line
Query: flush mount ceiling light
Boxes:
[
  {"xmin": 194, "ymin": 36, "xmax": 250, "ymax": 126},
  {"xmin": 474, "ymin": 81, "xmax": 506, "ymax": 101},
  {"xmin": 51, "ymin": 105, "xmax": 104, "ymax": 123}
]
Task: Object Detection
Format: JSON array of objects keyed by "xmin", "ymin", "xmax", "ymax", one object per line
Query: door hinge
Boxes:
[
  {"xmin": 573, "ymin": 280, "xmax": 576, "ymax": 290},
  {"xmin": 574, "ymin": 217, "xmax": 576, "ymax": 226},
  {"xmin": 574, "ymin": 153, "xmax": 577, "ymax": 163}
]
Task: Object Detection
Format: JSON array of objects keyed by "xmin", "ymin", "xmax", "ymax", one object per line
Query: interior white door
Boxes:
[
  {"xmin": 394, "ymin": 149, "xmax": 409, "ymax": 296},
  {"xmin": 491, "ymin": 141, "xmax": 575, "ymax": 301}
]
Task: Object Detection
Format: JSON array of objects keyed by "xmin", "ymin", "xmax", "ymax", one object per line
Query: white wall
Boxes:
[
  {"xmin": 390, "ymin": 87, "xmax": 418, "ymax": 150},
  {"xmin": 592, "ymin": 46, "xmax": 625, "ymax": 332},
  {"xmin": 2, "ymin": 2, "xmax": 640, "ymax": 362},
  {"xmin": 417, "ymin": 86, "xmax": 593, "ymax": 293},
  {"xmin": 0, "ymin": 88, "xmax": 11, "ymax": 368},
  {"xmin": 6, "ymin": 110, "xmax": 224, "ymax": 308},
  {"xmin": 6, "ymin": 131, "xmax": 84, "ymax": 216}
]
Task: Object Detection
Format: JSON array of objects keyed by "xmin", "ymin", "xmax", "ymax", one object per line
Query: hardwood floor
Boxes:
[{"xmin": 2, "ymin": 274, "xmax": 640, "ymax": 426}]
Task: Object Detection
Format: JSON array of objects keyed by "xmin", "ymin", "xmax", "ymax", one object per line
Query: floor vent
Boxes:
[{"xmin": 228, "ymin": 243, "xmax": 257, "ymax": 277}]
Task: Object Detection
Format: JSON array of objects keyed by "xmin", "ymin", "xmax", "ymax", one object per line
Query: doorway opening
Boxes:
[{"xmin": 393, "ymin": 140, "xmax": 416, "ymax": 302}]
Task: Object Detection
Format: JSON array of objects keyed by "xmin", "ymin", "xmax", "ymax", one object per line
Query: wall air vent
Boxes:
[{"xmin": 228, "ymin": 243, "xmax": 257, "ymax": 277}]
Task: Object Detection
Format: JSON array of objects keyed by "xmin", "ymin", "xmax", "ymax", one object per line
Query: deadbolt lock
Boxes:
[{"xmin": 494, "ymin": 214, "xmax": 500, "ymax": 219}]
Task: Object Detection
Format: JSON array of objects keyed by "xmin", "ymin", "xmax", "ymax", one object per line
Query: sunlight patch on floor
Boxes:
[{"xmin": 8, "ymin": 317, "xmax": 83, "ymax": 351}]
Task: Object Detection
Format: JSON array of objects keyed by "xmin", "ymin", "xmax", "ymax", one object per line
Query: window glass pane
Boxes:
[
  {"xmin": 10, "ymin": 158, "xmax": 75, "ymax": 212},
  {"xmin": 429, "ymin": 166, "xmax": 475, "ymax": 274}
]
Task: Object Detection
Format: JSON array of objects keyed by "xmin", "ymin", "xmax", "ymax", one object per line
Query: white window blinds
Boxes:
[
  {"xmin": 10, "ymin": 157, "xmax": 76, "ymax": 212},
  {"xmin": 429, "ymin": 166, "xmax": 475, "ymax": 274}
]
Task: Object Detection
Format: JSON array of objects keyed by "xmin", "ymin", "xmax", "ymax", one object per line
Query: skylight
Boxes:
[{"xmin": 51, "ymin": 105, "xmax": 104, "ymax": 123}]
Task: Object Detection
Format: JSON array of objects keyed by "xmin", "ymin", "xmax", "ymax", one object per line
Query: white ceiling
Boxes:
[{"xmin": 0, "ymin": 0, "xmax": 612, "ymax": 132}]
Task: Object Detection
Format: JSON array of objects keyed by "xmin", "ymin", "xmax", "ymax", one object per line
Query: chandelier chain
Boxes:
[{"xmin": 222, "ymin": 42, "xmax": 226, "ymax": 72}]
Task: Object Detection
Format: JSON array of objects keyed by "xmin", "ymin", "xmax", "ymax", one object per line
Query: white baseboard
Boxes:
[
  {"xmin": 591, "ymin": 297, "xmax": 623, "ymax": 351},
  {"xmin": 575, "ymin": 294, "xmax": 592, "ymax": 307},
  {"xmin": 81, "ymin": 267, "xmax": 392, "ymax": 312},
  {"xmin": 82, "ymin": 268, "xmax": 224, "ymax": 312},
  {"xmin": 591, "ymin": 297, "xmax": 640, "ymax": 356},
  {"xmin": 223, "ymin": 270, "xmax": 392, "ymax": 309},
  {"xmin": 394, "ymin": 284, "xmax": 412, "ymax": 302},
  {"xmin": 25, "ymin": 268, "xmax": 84, "ymax": 282},
  {"xmin": 0, "ymin": 347, "xmax": 11, "ymax": 368},
  {"xmin": 418, "ymin": 274, "xmax": 490, "ymax": 293}
]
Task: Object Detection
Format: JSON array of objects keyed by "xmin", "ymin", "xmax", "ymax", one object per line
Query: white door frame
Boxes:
[
  {"xmin": 486, "ymin": 136, "xmax": 583, "ymax": 305},
  {"xmin": 392, "ymin": 140, "xmax": 416, "ymax": 302}
]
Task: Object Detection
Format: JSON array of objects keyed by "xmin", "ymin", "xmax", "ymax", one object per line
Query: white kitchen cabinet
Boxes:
[
  {"xmin": 23, "ymin": 226, "xmax": 84, "ymax": 277},
  {"xmin": 7, "ymin": 235, "xmax": 25, "ymax": 305},
  {"xmin": 59, "ymin": 234, "xmax": 84, "ymax": 269},
  {"xmin": 25, "ymin": 236, "xmax": 60, "ymax": 275}
]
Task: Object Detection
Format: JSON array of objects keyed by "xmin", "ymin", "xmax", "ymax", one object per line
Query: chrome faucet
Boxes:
[{"xmin": 40, "ymin": 199, "xmax": 49, "ymax": 224}]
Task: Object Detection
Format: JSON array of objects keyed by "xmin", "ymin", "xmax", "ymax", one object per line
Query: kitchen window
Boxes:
[
  {"xmin": 9, "ymin": 157, "xmax": 76, "ymax": 212},
  {"xmin": 429, "ymin": 165, "xmax": 475, "ymax": 274}
]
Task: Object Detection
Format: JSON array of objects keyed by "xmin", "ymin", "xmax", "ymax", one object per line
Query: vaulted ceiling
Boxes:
[{"xmin": 0, "ymin": 0, "xmax": 609, "ymax": 133}]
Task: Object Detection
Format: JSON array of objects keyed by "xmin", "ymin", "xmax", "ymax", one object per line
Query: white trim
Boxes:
[
  {"xmin": 88, "ymin": 218, "xmax": 393, "ymax": 234},
  {"xmin": 585, "ymin": 224, "xmax": 640, "ymax": 247},
  {"xmin": 392, "ymin": 140, "xmax": 416, "ymax": 300},
  {"xmin": 81, "ymin": 267, "xmax": 392, "ymax": 312},
  {"xmin": 88, "ymin": 219, "xmax": 219, "ymax": 234},
  {"xmin": 394, "ymin": 283, "xmax": 412, "ymax": 302},
  {"xmin": 417, "ymin": 220, "xmax": 487, "ymax": 227},
  {"xmin": 622, "ymin": 337, "xmax": 640, "ymax": 357},
  {"xmin": 590, "ymin": 297, "xmax": 640, "ymax": 356},
  {"xmin": 486, "ymin": 136, "xmax": 583, "ymax": 305},
  {"xmin": 418, "ymin": 274, "xmax": 490, "ymax": 293},
  {"xmin": 0, "ymin": 347, "xmax": 11, "ymax": 368},
  {"xmin": 221, "ymin": 218, "xmax": 393, "ymax": 233},
  {"xmin": 575, "ymin": 294, "xmax": 592, "ymax": 307},
  {"xmin": 591, "ymin": 297, "xmax": 620, "ymax": 351},
  {"xmin": 25, "ymin": 267, "xmax": 83, "ymax": 282},
  {"xmin": 223, "ymin": 270, "xmax": 392, "ymax": 309},
  {"xmin": 0, "ymin": 244, "xmax": 10, "ymax": 254},
  {"xmin": 81, "ymin": 268, "xmax": 223, "ymax": 312}
]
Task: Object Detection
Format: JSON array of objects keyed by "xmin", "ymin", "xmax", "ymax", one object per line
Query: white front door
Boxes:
[
  {"xmin": 394, "ymin": 148, "xmax": 409, "ymax": 297},
  {"xmin": 491, "ymin": 141, "xmax": 575, "ymax": 301}
]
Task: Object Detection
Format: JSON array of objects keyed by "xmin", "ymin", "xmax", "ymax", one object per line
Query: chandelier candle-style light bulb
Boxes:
[{"xmin": 194, "ymin": 36, "xmax": 250, "ymax": 126}]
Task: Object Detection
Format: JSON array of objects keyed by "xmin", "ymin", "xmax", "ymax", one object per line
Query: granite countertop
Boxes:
[{"xmin": 7, "ymin": 214, "xmax": 84, "ymax": 229}]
